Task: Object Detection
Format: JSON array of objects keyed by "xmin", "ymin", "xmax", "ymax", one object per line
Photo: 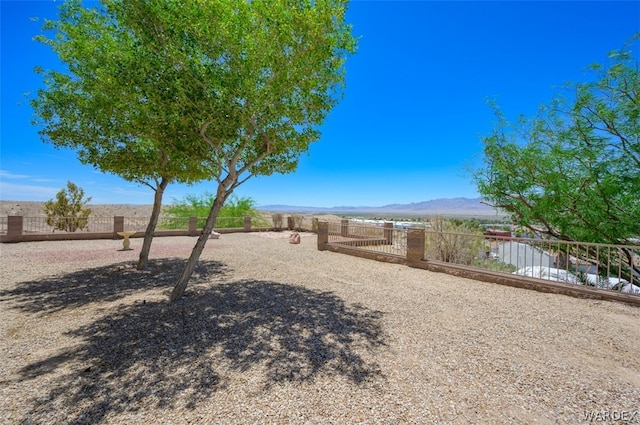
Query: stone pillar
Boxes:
[
  {"xmin": 114, "ymin": 216, "xmax": 124, "ymax": 236},
  {"xmin": 340, "ymin": 219, "xmax": 349, "ymax": 237},
  {"xmin": 7, "ymin": 216, "xmax": 24, "ymax": 242},
  {"xmin": 189, "ymin": 217, "xmax": 198, "ymax": 236},
  {"xmin": 406, "ymin": 228, "xmax": 425, "ymax": 265},
  {"xmin": 317, "ymin": 221, "xmax": 329, "ymax": 251},
  {"xmin": 287, "ymin": 216, "xmax": 294, "ymax": 231},
  {"xmin": 244, "ymin": 216, "xmax": 252, "ymax": 231},
  {"xmin": 383, "ymin": 222, "xmax": 394, "ymax": 244}
]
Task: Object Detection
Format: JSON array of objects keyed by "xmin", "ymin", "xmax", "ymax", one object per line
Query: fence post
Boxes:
[
  {"xmin": 341, "ymin": 219, "xmax": 349, "ymax": 237},
  {"xmin": 384, "ymin": 222, "xmax": 394, "ymax": 245},
  {"xmin": 7, "ymin": 216, "xmax": 24, "ymax": 242},
  {"xmin": 244, "ymin": 216, "xmax": 252, "ymax": 231},
  {"xmin": 188, "ymin": 217, "xmax": 198, "ymax": 236},
  {"xmin": 406, "ymin": 228, "xmax": 425, "ymax": 266},
  {"xmin": 114, "ymin": 216, "xmax": 124, "ymax": 237},
  {"xmin": 317, "ymin": 221, "xmax": 329, "ymax": 251}
]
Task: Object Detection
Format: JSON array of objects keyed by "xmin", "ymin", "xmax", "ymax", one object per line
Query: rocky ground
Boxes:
[{"xmin": 1, "ymin": 232, "xmax": 639, "ymax": 424}]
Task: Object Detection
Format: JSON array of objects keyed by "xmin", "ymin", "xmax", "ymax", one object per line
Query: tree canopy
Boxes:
[
  {"xmin": 32, "ymin": 0, "xmax": 356, "ymax": 280},
  {"xmin": 160, "ymin": 0, "xmax": 357, "ymax": 300},
  {"xmin": 475, "ymin": 37, "xmax": 639, "ymax": 246},
  {"xmin": 31, "ymin": 0, "xmax": 219, "ymax": 269},
  {"xmin": 475, "ymin": 36, "xmax": 639, "ymax": 281}
]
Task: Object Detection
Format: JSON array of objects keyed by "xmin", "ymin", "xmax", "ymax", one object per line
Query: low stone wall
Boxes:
[
  {"xmin": 316, "ymin": 221, "xmax": 640, "ymax": 307},
  {"xmin": 412, "ymin": 260, "xmax": 640, "ymax": 306}
]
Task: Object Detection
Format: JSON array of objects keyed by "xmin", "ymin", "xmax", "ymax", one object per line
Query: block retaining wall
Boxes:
[{"xmin": 316, "ymin": 221, "xmax": 640, "ymax": 307}]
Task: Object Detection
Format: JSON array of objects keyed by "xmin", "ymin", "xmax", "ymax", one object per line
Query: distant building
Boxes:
[{"xmin": 486, "ymin": 229, "xmax": 511, "ymax": 238}]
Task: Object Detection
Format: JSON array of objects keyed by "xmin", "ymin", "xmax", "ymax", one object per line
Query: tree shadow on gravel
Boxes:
[
  {"xmin": 0, "ymin": 258, "xmax": 227, "ymax": 313},
  {"xmin": 16, "ymin": 279, "xmax": 387, "ymax": 424}
]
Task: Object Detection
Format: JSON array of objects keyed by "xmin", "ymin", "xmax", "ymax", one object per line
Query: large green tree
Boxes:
[
  {"xmin": 153, "ymin": 0, "xmax": 357, "ymax": 301},
  {"xmin": 475, "ymin": 36, "xmax": 639, "ymax": 279},
  {"xmin": 32, "ymin": 0, "xmax": 218, "ymax": 270},
  {"xmin": 33, "ymin": 0, "xmax": 356, "ymax": 300}
]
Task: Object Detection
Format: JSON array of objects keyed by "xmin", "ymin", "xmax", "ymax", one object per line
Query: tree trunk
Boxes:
[
  {"xmin": 170, "ymin": 186, "xmax": 228, "ymax": 301},
  {"xmin": 137, "ymin": 178, "xmax": 169, "ymax": 270}
]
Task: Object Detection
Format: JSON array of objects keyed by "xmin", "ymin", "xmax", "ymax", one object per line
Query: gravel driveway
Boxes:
[{"xmin": 1, "ymin": 233, "xmax": 639, "ymax": 424}]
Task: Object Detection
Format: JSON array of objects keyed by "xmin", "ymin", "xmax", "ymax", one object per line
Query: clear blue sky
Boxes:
[{"xmin": 2, "ymin": 1, "xmax": 639, "ymax": 207}]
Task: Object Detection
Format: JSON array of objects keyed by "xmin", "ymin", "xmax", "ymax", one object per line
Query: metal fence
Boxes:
[
  {"xmin": 326, "ymin": 220, "xmax": 640, "ymax": 296},
  {"xmin": 327, "ymin": 221, "xmax": 408, "ymax": 258},
  {"xmin": 124, "ymin": 216, "xmax": 155, "ymax": 232},
  {"xmin": 8, "ymin": 213, "xmax": 639, "ymax": 296},
  {"xmin": 1, "ymin": 214, "xmax": 314, "ymax": 235},
  {"xmin": 469, "ymin": 234, "xmax": 640, "ymax": 294},
  {"xmin": 21, "ymin": 216, "xmax": 115, "ymax": 234}
]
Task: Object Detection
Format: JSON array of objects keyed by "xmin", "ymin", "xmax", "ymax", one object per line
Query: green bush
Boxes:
[
  {"xmin": 43, "ymin": 181, "xmax": 92, "ymax": 232},
  {"xmin": 474, "ymin": 258, "xmax": 517, "ymax": 273},
  {"xmin": 162, "ymin": 193, "xmax": 263, "ymax": 229}
]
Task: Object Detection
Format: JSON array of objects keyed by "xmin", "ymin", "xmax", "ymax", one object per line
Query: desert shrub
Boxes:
[
  {"xmin": 475, "ymin": 258, "xmax": 517, "ymax": 273},
  {"xmin": 272, "ymin": 213, "xmax": 284, "ymax": 231},
  {"xmin": 472, "ymin": 242, "xmax": 517, "ymax": 272},
  {"xmin": 43, "ymin": 181, "xmax": 92, "ymax": 232},
  {"xmin": 291, "ymin": 214, "xmax": 304, "ymax": 231},
  {"xmin": 162, "ymin": 193, "xmax": 261, "ymax": 229},
  {"xmin": 575, "ymin": 270, "xmax": 592, "ymax": 286},
  {"xmin": 425, "ymin": 218, "xmax": 485, "ymax": 265}
]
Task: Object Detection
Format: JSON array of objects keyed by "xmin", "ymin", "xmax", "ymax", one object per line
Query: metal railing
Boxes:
[
  {"xmin": 480, "ymin": 236, "xmax": 640, "ymax": 294},
  {"xmin": 327, "ymin": 221, "xmax": 408, "ymax": 258},
  {"xmin": 21, "ymin": 216, "xmax": 115, "ymax": 234},
  {"xmin": 11, "ymin": 215, "xmax": 253, "ymax": 233},
  {"xmin": 124, "ymin": 216, "xmax": 155, "ymax": 232},
  {"xmin": 153, "ymin": 216, "xmax": 268, "ymax": 230},
  {"xmin": 326, "ymin": 219, "xmax": 640, "ymax": 296},
  {"xmin": 427, "ymin": 232, "xmax": 640, "ymax": 294},
  {"xmin": 3, "ymin": 215, "xmax": 311, "ymax": 235}
]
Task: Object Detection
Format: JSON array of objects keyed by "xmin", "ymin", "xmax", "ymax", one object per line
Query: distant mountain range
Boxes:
[{"xmin": 258, "ymin": 197, "xmax": 502, "ymax": 216}]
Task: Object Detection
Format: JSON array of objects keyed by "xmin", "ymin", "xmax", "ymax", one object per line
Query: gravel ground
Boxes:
[{"xmin": 1, "ymin": 232, "xmax": 639, "ymax": 425}]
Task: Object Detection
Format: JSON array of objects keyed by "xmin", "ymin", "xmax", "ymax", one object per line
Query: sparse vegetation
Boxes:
[
  {"xmin": 291, "ymin": 214, "xmax": 304, "ymax": 231},
  {"xmin": 272, "ymin": 213, "xmax": 284, "ymax": 231},
  {"xmin": 475, "ymin": 257, "xmax": 517, "ymax": 273},
  {"xmin": 43, "ymin": 181, "xmax": 92, "ymax": 232},
  {"xmin": 163, "ymin": 194, "xmax": 265, "ymax": 229},
  {"xmin": 424, "ymin": 218, "xmax": 485, "ymax": 265}
]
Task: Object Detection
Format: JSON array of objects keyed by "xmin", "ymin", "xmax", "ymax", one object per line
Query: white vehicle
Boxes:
[
  {"xmin": 514, "ymin": 266, "xmax": 579, "ymax": 284},
  {"xmin": 513, "ymin": 266, "xmax": 640, "ymax": 294}
]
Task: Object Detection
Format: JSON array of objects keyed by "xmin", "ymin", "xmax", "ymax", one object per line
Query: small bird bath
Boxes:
[{"xmin": 117, "ymin": 231, "xmax": 137, "ymax": 250}]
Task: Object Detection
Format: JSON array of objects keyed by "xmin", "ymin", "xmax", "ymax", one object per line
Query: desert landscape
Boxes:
[
  {"xmin": 0, "ymin": 201, "xmax": 156, "ymax": 218},
  {"xmin": 0, "ymin": 198, "xmax": 505, "ymax": 221}
]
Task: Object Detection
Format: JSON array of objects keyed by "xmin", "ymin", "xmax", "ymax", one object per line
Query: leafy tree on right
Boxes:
[{"xmin": 474, "ymin": 34, "xmax": 639, "ymax": 280}]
